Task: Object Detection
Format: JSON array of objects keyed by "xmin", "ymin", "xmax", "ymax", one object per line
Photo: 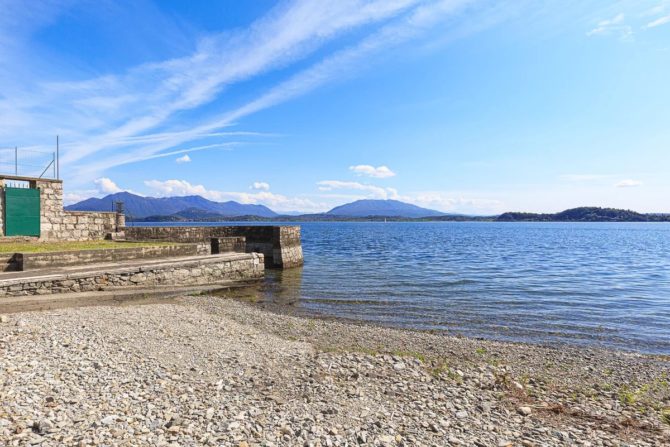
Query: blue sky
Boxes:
[{"xmin": 0, "ymin": 0, "xmax": 669, "ymax": 214}]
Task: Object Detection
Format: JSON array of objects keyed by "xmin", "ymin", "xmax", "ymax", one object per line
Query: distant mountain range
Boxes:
[
  {"xmin": 65, "ymin": 193, "xmax": 670, "ymax": 222},
  {"xmin": 66, "ymin": 194, "xmax": 448, "ymax": 220},
  {"xmin": 66, "ymin": 192, "xmax": 278, "ymax": 218}
]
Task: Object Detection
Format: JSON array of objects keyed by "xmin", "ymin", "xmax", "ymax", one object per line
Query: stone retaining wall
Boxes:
[
  {"xmin": 0, "ymin": 253, "xmax": 264, "ymax": 297},
  {"xmin": 17, "ymin": 243, "xmax": 209, "ymax": 271},
  {"xmin": 123, "ymin": 225, "xmax": 303, "ymax": 268}
]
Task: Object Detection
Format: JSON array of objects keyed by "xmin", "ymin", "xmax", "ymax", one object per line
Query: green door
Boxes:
[{"xmin": 5, "ymin": 187, "xmax": 40, "ymax": 237}]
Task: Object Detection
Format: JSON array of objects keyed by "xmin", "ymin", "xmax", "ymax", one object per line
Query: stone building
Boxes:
[{"xmin": 0, "ymin": 175, "xmax": 122, "ymax": 241}]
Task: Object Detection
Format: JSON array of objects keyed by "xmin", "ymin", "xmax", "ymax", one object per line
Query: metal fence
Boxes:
[{"xmin": 0, "ymin": 146, "xmax": 59, "ymax": 179}]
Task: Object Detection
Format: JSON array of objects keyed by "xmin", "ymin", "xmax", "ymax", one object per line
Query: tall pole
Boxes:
[
  {"xmin": 56, "ymin": 135, "xmax": 60, "ymax": 180},
  {"xmin": 14, "ymin": 146, "xmax": 17, "ymax": 175}
]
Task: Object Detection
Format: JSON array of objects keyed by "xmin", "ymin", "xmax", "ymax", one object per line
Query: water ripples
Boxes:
[{"xmin": 265, "ymin": 222, "xmax": 670, "ymax": 354}]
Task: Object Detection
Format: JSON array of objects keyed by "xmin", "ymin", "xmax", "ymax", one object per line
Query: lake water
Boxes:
[{"xmin": 135, "ymin": 221, "xmax": 670, "ymax": 353}]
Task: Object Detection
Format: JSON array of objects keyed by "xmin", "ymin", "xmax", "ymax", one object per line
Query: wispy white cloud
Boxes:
[
  {"xmin": 587, "ymin": 13, "xmax": 633, "ymax": 40},
  {"xmin": 80, "ymin": 142, "xmax": 240, "ymax": 176},
  {"xmin": 84, "ymin": 0, "xmax": 474, "ymax": 177},
  {"xmin": 144, "ymin": 179, "xmax": 324, "ymax": 213},
  {"xmin": 643, "ymin": 1, "xmax": 670, "ymax": 18},
  {"xmin": 349, "ymin": 164, "xmax": 396, "ymax": 178},
  {"xmin": 2, "ymin": 0, "xmax": 434, "ymax": 179},
  {"xmin": 175, "ymin": 154, "xmax": 191, "ymax": 164},
  {"xmin": 1, "ymin": 0, "xmax": 486, "ymax": 186},
  {"xmin": 588, "ymin": 12, "xmax": 624, "ymax": 32},
  {"xmin": 646, "ymin": 14, "xmax": 670, "ymax": 28},
  {"xmin": 615, "ymin": 179, "xmax": 642, "ymax": 188},
  {"xmin": 188, "ymin": 0, "xmax": 472, "ymax": 129},
  {"xmin": 643, "ymin": 0, "xmax": 670, "ymax": 28},
  {"xmin": 252, "ymin": 181, "xmax": 270, "ymax": 191}
]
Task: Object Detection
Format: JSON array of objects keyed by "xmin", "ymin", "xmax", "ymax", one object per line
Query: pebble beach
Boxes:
[{"xmin": 1, "ymin": 295, "xmax": 669, "ymax": 446}]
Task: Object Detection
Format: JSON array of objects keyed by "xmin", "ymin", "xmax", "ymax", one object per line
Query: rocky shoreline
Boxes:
[{"xmin": 1, "ymin": 295, "xmax": 669, "ymax": 446}]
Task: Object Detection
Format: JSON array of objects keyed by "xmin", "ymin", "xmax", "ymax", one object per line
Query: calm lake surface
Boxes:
[{"xmin": 136, "ymin": 221, "xmax": 670, "ymax": 353}]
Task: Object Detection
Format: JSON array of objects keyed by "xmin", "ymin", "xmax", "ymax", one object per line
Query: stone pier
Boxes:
[{"xmin": 123, "ymin": 225, "xmax": 304, "ymax": 268}]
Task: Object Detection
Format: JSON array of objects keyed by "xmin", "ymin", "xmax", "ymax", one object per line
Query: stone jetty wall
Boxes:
[
  {"xmin": 123, "ymin": 225, "xmax": 304, "ymax": 268},
  {"xmin": 0, "ymin": 253, "xmax": 264, "ymax": 297},
  {"xmin": 17, "ymin": 243, "xmax": 209, "ymax": 271}
]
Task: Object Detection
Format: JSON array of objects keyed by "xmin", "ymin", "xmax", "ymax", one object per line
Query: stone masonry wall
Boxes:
[
  {"xmin": 0, "ymin": 253, "xmax": 264, "ymax": 297},
  {"xmin": 123, "ymin": 226, "xmax": 275, "ymax": 243},
  {"xmin": 18, "ymin": 243, "xmax": 209, "ymax": 270},
  {"xmin": 273, "ymin": 226, "xmax": 303, "ymax": 268},
  {"xmin": 211, "ymin": 237, "xmax": 246, "ymax": 254},
  {"xmin": 123, "ymin": 225, "xmax": 304, "ymax": 268},
  {"xmin": 36, "ymin": 179, "xmax": 118, "ymax": 241}
]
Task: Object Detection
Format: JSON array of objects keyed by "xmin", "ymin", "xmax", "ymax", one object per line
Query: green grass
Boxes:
[
  {"xmin": 392, "ymin": 350, "xmax": 427, "ymax": 363},
  {"xmin": 618, "ymin": 386, "xmax": 637, "ymax": 406},
  {"xmin": 0, "ymin": 240, "xmax": 178, "ymax": 254},
  {"xmin": 427, "ymin": 361, "xmax": 450, "ymax": 378},
  {"xmin": 661, "ymin": 408, "xmax": 670, "ymax": 426}
]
